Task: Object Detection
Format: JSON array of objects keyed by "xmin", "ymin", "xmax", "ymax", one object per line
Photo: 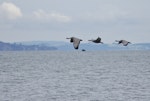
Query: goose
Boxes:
[
  {"xmin": 115, "ymin": 40, "xmax": 131, "ymax": 46},
  {"xmin": 66, "ymin": 37, "xmax": 82, "ymax": 49},
  {"xmin": 88, "ymin": 37, "xmax": 103, "ymax": 44}
]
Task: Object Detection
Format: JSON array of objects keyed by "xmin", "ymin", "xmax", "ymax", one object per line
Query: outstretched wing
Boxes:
[
  {"xmin": 122, "ymin": 40, "xmax": 128, "ymax": 46},
  {"xmin": 96, "ymin": 37, "xmax": 101, "ymax": 42},
  {"xmin": 73, "ymin": 38, "xmax": 81, "ymax": 49}
]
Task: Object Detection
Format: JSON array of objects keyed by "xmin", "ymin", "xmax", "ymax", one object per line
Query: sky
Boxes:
[{"xmin": 0, "ymin": 0, "xmax": 150, "ymax": 43}]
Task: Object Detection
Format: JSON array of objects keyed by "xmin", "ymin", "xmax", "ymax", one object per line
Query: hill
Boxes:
[
  {"xmin": 1, "ymin": 41, "xmax": 150, "ymax": 51},
  {"xmin": 0, "ymin": 41, "xmax": 57, "ymax": 51},
  {"xmin": 16, "ymin": 41, "xmax": 150, "ymax": 51}
]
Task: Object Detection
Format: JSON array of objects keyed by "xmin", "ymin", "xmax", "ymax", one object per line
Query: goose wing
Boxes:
[
  {"xmin": 96, "ymin": 37, "xmax": 101, "ymax": 42},
  {"xmin": 73, "ymin": 38, "xmax": 81, "ymax": 49},
  {"xmin": 122, "ymin": 40, "xmax": 128, "ymax": 46}
]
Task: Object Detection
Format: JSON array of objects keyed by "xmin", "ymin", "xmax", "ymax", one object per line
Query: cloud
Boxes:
[
  {"xmin": 0, "ymin": 2, "xmax": 22, "ymax": 20},
  {"xmin": 33, "ymin": 9, "xmax": 71, "ymax": 23}
]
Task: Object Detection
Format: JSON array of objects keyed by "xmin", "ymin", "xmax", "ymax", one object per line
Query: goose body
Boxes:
[{"xmin": 116, "ymin": 40, "xmax": 131, "ymax": 46}]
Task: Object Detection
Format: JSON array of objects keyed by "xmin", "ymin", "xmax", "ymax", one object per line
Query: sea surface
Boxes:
[{"xmin": 0, "ymin": 51, "xmax": 150, "ymax": 101}]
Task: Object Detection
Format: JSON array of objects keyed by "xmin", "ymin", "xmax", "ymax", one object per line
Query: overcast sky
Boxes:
[{"xmin": 0, "ymin": 0, "xmax": 150, "ymax": 43}]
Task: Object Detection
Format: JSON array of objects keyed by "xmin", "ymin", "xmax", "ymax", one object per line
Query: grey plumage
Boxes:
[
  {"xmin": 88, "ymin": 37, "xmax": 103, "ymax": 44},
  {"xmin": 66, "ymin": 37, "xmax": 82, "ymax": 49},
  {"xmin": 115, "ymin": 40, "xmax": 131, "ymax": 46}
]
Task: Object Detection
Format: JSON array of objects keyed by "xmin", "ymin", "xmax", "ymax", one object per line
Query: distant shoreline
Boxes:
[{"xmin": 0, "ymin": 41, "xmax": 150, "ymax": 51}]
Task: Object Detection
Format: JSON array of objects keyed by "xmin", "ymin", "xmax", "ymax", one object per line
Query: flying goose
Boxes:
[
  {"xmin": 88, "ymin": 37, "xmax": 103, "ymax": 44},
  {"xmin": 66, "ymin": 37, "xmax": 82, "ymax": 49},
  {"xmin": 115, "ymin": 40, "xmax": 131, "ymax": 46}
]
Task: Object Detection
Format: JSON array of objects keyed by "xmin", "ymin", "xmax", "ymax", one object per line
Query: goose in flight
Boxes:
[
  {"xmin": 115, "ymin": 40, "xmax": 131, "ymax": 46},
  {"xmin": 66, "ymin": 37, "xmax": 82, "ymax": 49},
  {"xmin": 88, "ymin": 37, "xmax": 103, "ymax": 44}
]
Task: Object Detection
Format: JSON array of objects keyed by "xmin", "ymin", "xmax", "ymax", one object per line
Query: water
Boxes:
[{"xmin": 0, "ymin": 51, "xmax": 150, "ymax": 101}]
